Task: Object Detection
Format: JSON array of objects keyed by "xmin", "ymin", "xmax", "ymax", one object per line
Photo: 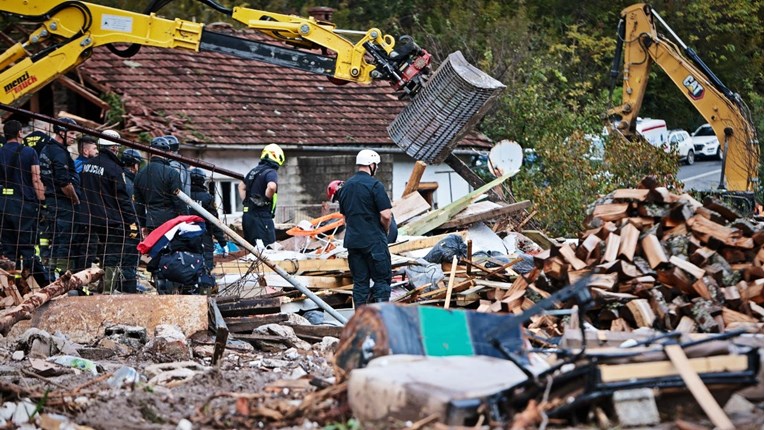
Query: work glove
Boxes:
[{"xmin": 128, "ymin": 223, "xmax": 139, "ymax": 239}]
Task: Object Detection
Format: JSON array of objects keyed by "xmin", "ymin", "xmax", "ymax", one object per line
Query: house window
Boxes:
[{"xmin": 213, "ymin": 179, "xmax": 243, "ymax": 215}]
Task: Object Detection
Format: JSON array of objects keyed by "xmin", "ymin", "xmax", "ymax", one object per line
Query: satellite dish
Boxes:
[{"xmin": 488, "ymin": 139, "xmax": 523, "ymax": 177}]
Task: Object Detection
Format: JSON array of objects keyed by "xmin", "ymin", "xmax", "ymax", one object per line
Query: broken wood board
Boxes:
[
  {"xmin": 598, "ymin": 354, "xmax": 749, "ymax": 382},
  {"xmin": 521, "ymin": 230, "xmax": 556, "ymax": 250},
  {"xmin": 401, "ymin": 161, "xmax": 427, "ymax": 198},
  {"xmin": 15, "ymin": 295, "xmax": 208, "ymax": 344},
  {"xmin": 440, "ymin": 200, "xmax": 531, "ymax": 229},
  {"xmin": 392, "ymin": 190, "xmax": 431, "ymax": 225},
  {"xmin": 399, "ymin": 173, "xmax": 513, "ymax": 237}
]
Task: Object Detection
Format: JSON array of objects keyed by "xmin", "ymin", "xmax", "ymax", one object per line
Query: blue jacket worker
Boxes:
[
  {"xmin": 133, "ymin": 137, "xmax": 187, "ymax": 235},
  {"xmin": 39, "ymin": 117, "xmax": 81, "ymax": 274},
  {"xmin": 0, "ymin": 120, "xmax": 50, "ymax": 287},
  {"xmin": 337, "ymin": 150, "xmax": 393, "ymax": 307},
  {"xmin": 239, "ymin": 144, "xmax": 283, "ymax": 247},
  {"xmin": 80, "ymin": 130, "xmax": 140, "ymax": 293}
]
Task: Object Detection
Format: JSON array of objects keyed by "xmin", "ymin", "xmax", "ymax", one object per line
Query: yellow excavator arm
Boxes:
[
  {"xmin": 0, "ymin": 0, "xmax": 432, "ymax": 105},
  {"xmin": 607, "ymin": 3, "xmax": 759, "ymax": 192}
]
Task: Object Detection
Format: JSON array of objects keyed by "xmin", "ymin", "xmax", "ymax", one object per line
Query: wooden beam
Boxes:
[
  {"xmin": 56, "ymin": 75, "xmax": 111, "ymax": 112},
  {"xmin": 399, "ymin": 173, "xmax": 513, "ymax": 236},
  {"xmin": 443, "ymin": 256, "xmax": 458, "ymax": 309},
  {"xmin": 599, "ymin": 354, "xmax": 748, "ymax": 382},
  {"xmin": 401, "ymin": 161, "xmax": 427, "ymax": 197},
  {"xmin": 664, "ymin": 345, "xmax": 735, "ymax": 430},
  {"xmin": 440, "ymin": 200, "xmax": 531, "ymax": 229},
  {"xmin": 444, "ymin": 153, "xmax": 505, "ymax": 202},
  {"xmin": 391, "ymin": 191, "xmax": 431, "ymax": 225}
]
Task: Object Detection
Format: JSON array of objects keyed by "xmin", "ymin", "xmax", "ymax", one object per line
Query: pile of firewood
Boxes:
[{"xmin": 491, "ymin": 177, "xmax": 763, "ymax": 335}]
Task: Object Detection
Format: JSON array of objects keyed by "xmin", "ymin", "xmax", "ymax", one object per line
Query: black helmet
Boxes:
[
  {"xmin": 150, "ymin": 136, "xmax": 171, "ymax": 151},
  {"xmin": 121, "ymin": 148, "xmax": 143, "ymax": 166},
  {"xmin": 53, "ymin": 117, "xmax": 77, "ymax": 134},
  {"xmin": 190, "ymin": 168, "xmax": 207, "ymax": 185},
  {"xmin": 164, "ymin": 135, "xmax": 180, "ymax": 152}
]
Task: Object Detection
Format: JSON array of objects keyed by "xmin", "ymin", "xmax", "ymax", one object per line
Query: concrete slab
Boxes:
[{"xmin": 14, "ymin": 295, "xmax": 208, "ymax": 344}]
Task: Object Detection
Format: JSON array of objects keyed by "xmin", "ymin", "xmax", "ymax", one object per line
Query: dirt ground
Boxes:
[{"xmin": 0, "ymin": 322, "xmax": 761, "ymax": 430}]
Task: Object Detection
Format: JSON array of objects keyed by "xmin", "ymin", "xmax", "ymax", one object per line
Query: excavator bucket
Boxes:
[{"xmin": 388, "ymin": 51, "xmax": 505, "ymax": 164}]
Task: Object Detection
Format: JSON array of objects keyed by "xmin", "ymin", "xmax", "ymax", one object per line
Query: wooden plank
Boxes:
[
  {"xmin": 218, "ymin": 298, "xmax": 282, "ymax": 317},
  {"xmin": 441, "ymin": 200, "xmax": 531, "ymax": 229},
  {"xmin": 290, "ymin": 324, "xmax": 343, "ymax": 341},
  {"xmin": 613, "ymin": 189, "xmax": 649, "ymax": 201},
  {"xmin": 670, "ymin": 256, "xmax": 706, "ymax": 279},
  {"xmin": 401, "ymin": 161, "xmax": 427, "ymax": 197},
  {"xmin": 557, "ymin": 244, "xmax": 586, "ymax": 271},
  {"xmin": 388, "ymin": 231, "xmax": 467, "ymax": 255},
  {"xmin": 392, "ymin": 191, "xmax": 431, "ymax": 225},
  {"xmin": 618, "ymin": 223, "xmax": 640, "ymax": 261},
  {"xmin": 443, "ymin": 256, "xmax": 458, "ymax": 310},
  {"xmin": 604, "ymin": 232, "xmax": 621, "ymax": 262},
  {"xmin": 225, "ymin": 314, "xmax": 289, "ymax": 333},
  {"xmin": 664, "ymin": 345, "xmax": 735, "ymax": 430},
  {"xmin": 599, "ymin": 354, "xmax": 748, "ymax": 383},
  {"xmin": 399, "ymin": 173, "xmax": 513, "ymax": 236},
  {"xmin": 641, "ymin": 234, "xmax": 668, "ymax": 268},
  {"xmin": 593, "ymin": 203, "xmax": 629, "ymax": 222},
  {"xmin": 262, "ymin": 274, "xmax": 350, "ymax": 290},
  {"xmin": 521, "ymin": 230, "xmax": 555, "ymax": 250},
  {"xmin": 209, "ymin": 298, "xmax": 229, "ymax": 366}
]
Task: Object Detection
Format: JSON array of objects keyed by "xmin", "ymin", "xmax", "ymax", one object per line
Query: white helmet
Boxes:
[
  {"xmin": 356, "ymin": 149, "xmax": 381, "ymax": 166},
  {"xmin": 98, "ymin": 129, "xmax": 121, "ymax": 146}
]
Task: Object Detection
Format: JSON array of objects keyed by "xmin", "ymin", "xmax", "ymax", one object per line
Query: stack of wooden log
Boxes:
[{"xmin": 477, "ymin": 178, "xmax": 763, "ymax": 335}]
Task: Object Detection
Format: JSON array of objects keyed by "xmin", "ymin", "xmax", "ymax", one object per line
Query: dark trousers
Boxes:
[
  {"xmin": 46, "ymin": 196, "xmax": 76, "ymax": 260},
  {"xmin": 91, "ymin": 223, "xmax": 139, "ymax": 293},
  {"xmin": 347, "ymin": 240, "xmax": 392, "ymax": 307},
  {"xmin": 0, "ymin": 196, "xmax": 50, "ymax": 287},
  {"xmin": 242, "ymin": 208, "xmax": 275, "ymax": 246}
]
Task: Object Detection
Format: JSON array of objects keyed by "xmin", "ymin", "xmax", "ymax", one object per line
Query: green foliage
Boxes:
[
  {"xmin": 323, "ymin": 418, "xmax": 361, "ymax": 430},
  {"xmin": 101, "ymin": 92, "xmax": 125, "ymax": 126}
]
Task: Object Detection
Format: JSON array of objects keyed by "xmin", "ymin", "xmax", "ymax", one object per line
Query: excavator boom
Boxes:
[{"xmin": 607, "ymin": 3, "xmax": 759, "ymax": 192}]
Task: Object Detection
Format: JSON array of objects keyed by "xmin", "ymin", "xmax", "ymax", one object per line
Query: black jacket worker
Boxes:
[
  {"xmin": 190, "ymin": 168, "xmax": 228, "ymax": 271},
  {"xmin": 133, "ymin": 137, "xmax": 187, "ymax": 234},
  {"xmin": 337, "ymin": 149, "xmax": 393, "ymax": 306},
  {"xmin": 239, "ymin": 144, "xmax": 284, "ymax": 247}
]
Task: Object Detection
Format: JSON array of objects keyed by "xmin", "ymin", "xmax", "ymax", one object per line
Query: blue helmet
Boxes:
[
  {"xmin": 150, "ymin": 136, "xmax": 171, "ymax": 151},
  {"xmin": 164, "ymin": 135, "xmax": 180, "ymax": 152},
  {"xmin": 190, "ymin": 168, "xmax": 207, "ymax": 185},
  {"xmin": 121, "ymin": 148, "xmax": 143, "ymax": 166},
  {"xmin": 53, "ymin": 117, "xmax": 77, "ymax": 134}
]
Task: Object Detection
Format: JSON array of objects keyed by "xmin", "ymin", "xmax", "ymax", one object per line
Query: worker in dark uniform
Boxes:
[
  {"xmin": 73, "ymin": 135, "xmax": 98, "ymax": 270},
  {"xmin": 39, "ymin": 117, "xmax": 81, "ymax": 275},
  {"xmin": 239, "ymin": 144, "xmax": 284, "ymax": 247},
  {"xmin": 337, "ymin": 150, "xmax": 393, "ymax": 306},
  {"xmin": 23, "ymin": 129, "xmax": 55, "ymax": 272},
  {"xmin": 80, "ymin": 130, "xmax": 140, "ymax": 293},
  {"xmin": 327, "ymin": 179, "xmax": 398, "ymax": 244},
  {"xmin": 0, "ymin": 120, "xmax": 49, "ymax": 287},
  {"xmin": 165, "ymin": 135, "xmax": 190, "ymax": 199},
  {"xmin": 121, "ymin": 148, "xmax": 142, "ymax": 198},
  {"xmin": 133, "ymin": 136, "xmax": 187, "ymax": 235},
  {"xmin": 190, "ymin": 168, "xmax": 228, "ymax": 271}
]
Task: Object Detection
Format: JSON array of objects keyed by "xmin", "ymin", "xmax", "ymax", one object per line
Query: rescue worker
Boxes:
[
  {"xmin": 74, "ymin": 135, "xmax": 98, "ymax": 174},
  {"xmin": 190, "ymin": 168, "xmax": 228, "ymax": 271},
  {"xmin": 337, "ymin": 150, "xmax": 393, "ymax": 306},
  {"xmin": 0, "ymin": 120, "xmax": 49, "ymax": 287},
  {"xmin": 121, "ymin": 148, "xmax": 143, "ymax": 198},
  {"xmin": 133, "ymin": 136, "xmax": 187, "ymax": 235},
  {"xmin": 23, "ymin": 128, "xmax": 55, "ymax": 271},
  {"xmin": 327, "ymin": 179, "xmax": 398, "ymax": 244},
  {"xmin": 80, "ymin": 130, "xmax": 139, "ymax": 293},
  {"xmin": 23, "ymin": 128, "xmax": 54, "ymax": 155},
  {"xmin": 239, "ymin": 144, "xmax": 283, "ymax": 247},
  {"xmin": 39, "ymin": 117, "xmax": 81, "ymax": 274},
  {"xmin": 165, "ymin": 135, "xmax": 190, "ymax": 197}
]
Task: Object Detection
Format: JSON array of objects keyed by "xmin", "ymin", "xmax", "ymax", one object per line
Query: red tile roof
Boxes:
[{"xmin": 80, "ymin": 28, "xmax": 492, "ymax": 149}]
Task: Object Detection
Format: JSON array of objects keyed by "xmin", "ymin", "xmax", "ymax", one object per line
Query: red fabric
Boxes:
[{"xmin": 137, "ymin": 215, "xmax": 204, "ymax": 254}]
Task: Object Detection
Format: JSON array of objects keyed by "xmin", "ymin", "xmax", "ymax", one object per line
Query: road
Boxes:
[{"xmin": 678, "ymin": 159, "xmax": 722, "ymax": 190}]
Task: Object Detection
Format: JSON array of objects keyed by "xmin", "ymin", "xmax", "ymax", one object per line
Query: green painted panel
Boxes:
[{"xmin": 419, "ymin": 306, "xmax": 475, "ymax": 356}]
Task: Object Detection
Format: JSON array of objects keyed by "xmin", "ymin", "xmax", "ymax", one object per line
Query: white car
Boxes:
[
  {"xmin": 691, "ymin": 124, "xmax": 722, "ymax": 160},
  {"xmin": 667, "ymin": 129, "xmax": 695, "ymax": 164}
]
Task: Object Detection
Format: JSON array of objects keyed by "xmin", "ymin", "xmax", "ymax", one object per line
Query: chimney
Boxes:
[{"xmin": 308, "ymin": 6, "xmax": 335, "ymax": 22}]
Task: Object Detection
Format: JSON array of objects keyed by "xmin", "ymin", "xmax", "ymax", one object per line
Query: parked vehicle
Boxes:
[
  {"xmin": 635, "ymin": 118, "xmax": 669, "ymax": 148},
  {"xmin": 691, "ymin": 123, "xmax": 723, "ymax": 160},
  {"xmin": 667, "ymin": 129, "xmax": 695, "ymax": 164}
]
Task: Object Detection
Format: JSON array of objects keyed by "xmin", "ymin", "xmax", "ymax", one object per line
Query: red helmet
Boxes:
[{"xmin": 326, "ymin": 180, "xmax": 344, "ymax": 202}]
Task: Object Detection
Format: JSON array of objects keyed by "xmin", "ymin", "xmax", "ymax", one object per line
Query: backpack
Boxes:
[{"xmin": 155, "ymin": 251, "xmax": 213, "ymax": 288}]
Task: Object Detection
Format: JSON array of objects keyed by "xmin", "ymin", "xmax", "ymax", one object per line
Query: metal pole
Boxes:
[{"xmin": 175, "ymin": 190, "xmax": 349, "ymax": 324}]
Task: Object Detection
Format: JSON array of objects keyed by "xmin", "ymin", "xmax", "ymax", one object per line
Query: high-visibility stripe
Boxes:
[{"xmin": 2, "ymin": 188, "xmax": 14, "ymax": 195}]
